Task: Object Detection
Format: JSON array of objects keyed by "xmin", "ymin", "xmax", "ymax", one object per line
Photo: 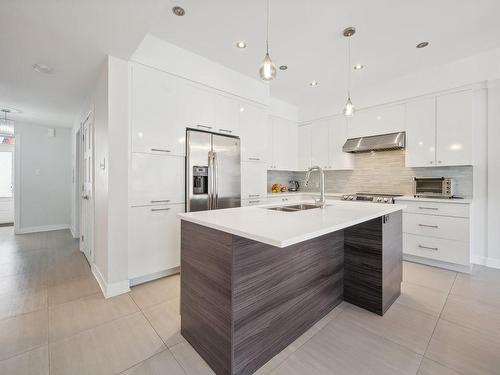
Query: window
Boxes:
[{"xmin": 0, "ymin": 151, "xmax": 13, "ymax": 197}]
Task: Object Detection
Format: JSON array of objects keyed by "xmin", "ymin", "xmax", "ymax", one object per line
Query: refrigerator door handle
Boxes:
[
  {"xmin": 208, "ymin": 151, "xmax": 213, "ymax": 210},
  {"xmin": 213, "ymin": 152, "xmax": 218, "ymax": 209}
]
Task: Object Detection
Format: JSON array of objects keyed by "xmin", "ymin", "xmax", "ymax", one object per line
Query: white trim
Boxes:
[
  {"xmin": 471, "ymin": 256, "xmax": 500, "ymax": 270},
  {"xmin": 403, "ymin": 254, "xmax": 472, "ymax": 274},
  {"xmin": 13, "ymin": 133, "xmax": 20, "ymax": 233},
  {"xmin": 70, "ymin": 225, "xmax": 78, "ymax": 239},
  {"xmin": 16, "ymin": 224, "xmax": 70, "ymax": 234},
  {"xmin": 487, "ymin": 79, "xmax": 500, "ymax": 89},
  {"xmin": 129, "ymin": 266, "xmax": 180, "ymax": 287},
  {"xmin": 91, "ymin": 263, "xmax": 131, "ymax": 298}
]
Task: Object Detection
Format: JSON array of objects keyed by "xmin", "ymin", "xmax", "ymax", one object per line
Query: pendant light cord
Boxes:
[
  {"xmin": 266, "ymin": 0, "xmax": 270, "ymax": 54},
  {"xmin": 347, "ymin": 36, "xmax": 351, "ymax": 98}
]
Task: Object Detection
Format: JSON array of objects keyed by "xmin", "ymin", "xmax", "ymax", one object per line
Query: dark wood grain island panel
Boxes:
[
  {"xmin": 344, "ymin": 211, "xmax": 402, "ymax": 315},
  {"xmin": 232, "ymin": 231, "xmax": 344, "ymax": 375}
]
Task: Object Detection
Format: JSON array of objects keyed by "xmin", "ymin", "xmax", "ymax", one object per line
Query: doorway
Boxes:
[
  {"xmin": 0, "ymin": 136, "xmax": 15, "ymax": 226},
  {"xmin": 79, "ymin": 113, "xmax": 94, "ymax": 263}
]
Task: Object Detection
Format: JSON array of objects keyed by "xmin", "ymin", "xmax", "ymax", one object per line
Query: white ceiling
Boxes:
[
  {"xmin": 2, "ymin": 0, "xmax": 500, "ymax": 127},
  {"xmin": 0, "ymin": 0, "xmax": 170, "ymax": 127},
  {"xmin": 150, "ymin": 0, "xmax": 500, "ymax": 111}
]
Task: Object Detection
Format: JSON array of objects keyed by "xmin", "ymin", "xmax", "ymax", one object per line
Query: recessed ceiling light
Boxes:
[
  {"xmin": 353, "ymin": 64, "xmax": 364, "ymax": 70},
  {"xmin": 309, "ymin": 81, "xmax": 319, "ymax": 87},
  {"xmin": 236, "ymin": 41, "xmax": 247, "ymax": 49},
  {"xmin": 416, "ymin": 41, "xmax": 429, "ymax": 49},
  {"xmin": 279, "ymin": 65, "xmax": 288, "ymax": 71},
  {"xmin": 32, "ymin": 63, "xmax": 53, "ymax": 74},
  {"xmin": 172, "ymin": 6, "xmax": 185, "ymax": 16}
]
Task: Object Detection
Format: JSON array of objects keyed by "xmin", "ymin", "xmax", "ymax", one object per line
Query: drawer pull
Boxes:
[
  {"xmin": 151, "ymin": 148, "xmax": 171, "ymax": 153},
  {"xmin": 196, "ymin": 125, "xmax": 213, "ymax": 130},
  {"xmin": 418, "ymin": 245, "xmax": 438, "ymax": 251},
  {"xmin": 151, "ymin": 200, "xmax": 170, "ymax": 203},
  {"xmin": 248, "ymin": 194, "xmax": 260, "ymax": 198},
  {"xmin": 418, "ymin": 206, "xmax": 439, "ymax": 211},
  {"xmin": 248, "ymin": 157, "xmax": 261, "ymax": 161},
  {"xmin": 249, "ymin": 200, "xmax": 260, "ymax": 204},
  {"xmin": 219, "ymin": 129, "xmax": 232, "ymax": 133},
  {"xmin": 282, "ymin": 198, "xmax": 288, "ymax": 201},
  {"xmin": 151, "ymin": 208, "xmax": 171, "ymax": 212},
  {"xmin": 418, "ymin": 224, "xmax": 439, "ymax": 228}
]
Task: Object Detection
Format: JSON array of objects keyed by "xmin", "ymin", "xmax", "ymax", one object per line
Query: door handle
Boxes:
[
  {"xmin": 197, "ymin": 125, "xmax": 213, "ymax": 130},
  {"xmin": 219, "ymin": 129, "xmax": 232, "ymax": 133},
  {"xmin": 150, "ymin": 200, "xmax": 170, "ymax": 203},
  {"xmin": 151, "ymin": 207, "xmax": 171, "ymax": 212},
  {"xmin": 208, "ymin": 152, "xmax": 213, "ymax": 210},
  {"xmin": 151, "ymin": 148, "xmax": 171, "ymax": 153},
  {"xmin": 418, "ymin": 206, "xmax": 438, "ymax": 210},
  {"xmin": 248, "ymin": 194, "xmax": 260, "ymax": 198},
  {"xmin": 248, "ymin": 157, "xmax": 261, "ymax": 161},
  {"xmin": 82, "ymin": 195, "xmax": 89, "ymax": 200}
]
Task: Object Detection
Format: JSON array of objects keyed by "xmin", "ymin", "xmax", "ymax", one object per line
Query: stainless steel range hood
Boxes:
[{"xmin": 342, "ymin": 132, "xmax": 406, "ymax": 153}]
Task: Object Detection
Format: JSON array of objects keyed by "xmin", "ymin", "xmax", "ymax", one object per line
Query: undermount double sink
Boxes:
[{"xmin": 266, "ymin": 204, "xmax": 323, "ymax": 212}]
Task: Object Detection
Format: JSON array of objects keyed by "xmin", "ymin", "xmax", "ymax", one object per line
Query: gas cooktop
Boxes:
[{"xmin": 341, "ymin": 192, "xmax": 404, "ymax": 204}]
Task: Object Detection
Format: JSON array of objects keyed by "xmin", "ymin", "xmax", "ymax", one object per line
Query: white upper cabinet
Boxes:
[
  {"xmin": 405, "ymin": 90, "xmax": 474, "ymax": 167},
  {"xmin": 310, "ymin": 118, "xmax": 330, "ymax": 169},
  {"xmin": 298, "ymin": 123, "xmax": 312, "ymax": 171},
  {"xmin": 241, "ymin": 161, "xmax": 267, "ymax": 199},
  {"xmin": 269, "ymin": 116, "xmax": 298, "ymax": 170},
  {"xmin": 436, "ymin": 90, "xmax": 473, "ymax": 166},
  {"xmin": 214, "ymin": 93, "xmax": 240, "ymax": 135},
  {"xmin": 239, "ymin": 102, "xmax": 268, "ymax": 162},
  {"xmin": 131, "ymin": 64, "xmax": 186, "ymax": 156},
  {"xmin": 329, "ymin": 115, "xmax": 354, "ymax": 170},
  {"xmin": 183, "ymin": 84, "xmax": 216, "ymax": 130},
  {"xmin": 348, "ymin": 104, "xmax": 405, "ymax": 139},
  {"xmin": 405, "ymin": 97, "xmax": 436, "ymax": 167}
]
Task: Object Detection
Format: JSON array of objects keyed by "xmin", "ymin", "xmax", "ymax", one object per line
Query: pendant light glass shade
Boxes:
[
  {"xmin": 343, "ymin": 96, "xmax": 355, "ymax": 117},
  {"xmin": 0, "ymin": 111, "xmax": 14, "ymax": 136},
  {"xmin": 259, "ymin": 53, "xmax": 277, "ymax": 81}
]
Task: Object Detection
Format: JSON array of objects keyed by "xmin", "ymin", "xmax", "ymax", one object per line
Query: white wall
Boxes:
[
  {"xmin": 487, "ymin": 80, "xmax": 500, "ymax": 268},
  {"xmin": 269, "ymin": 97, "xmax": 299, "ymax": 122},
  {"xmin": 14, "ymin": 123, "xmax": 72, "ymax": 233}
]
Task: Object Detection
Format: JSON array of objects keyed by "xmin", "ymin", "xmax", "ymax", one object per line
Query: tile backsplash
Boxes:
[{"xmin": 267, "ymin": 150, "xmax": 473, "ymax": 198}]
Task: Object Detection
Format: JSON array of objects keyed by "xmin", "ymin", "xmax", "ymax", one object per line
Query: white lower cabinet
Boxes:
[
  {"xmin": 129, "ymin": 204, "xmax": 184, "ymax": 281},
  {"xmin": 396, "ymin": 198, "xmax": 471, "ymax": 270},
  {"xmin": 130, "ymin": 153, "xmax": 184, "ymax": 206},
  {"xmin": 241, "ymin": 161, "xmax": 267, "ymax": 200}
]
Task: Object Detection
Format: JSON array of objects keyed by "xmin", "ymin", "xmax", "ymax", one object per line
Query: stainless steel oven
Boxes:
[{"xmin": 413, "ymin": 177, "xmax": 454, "ymax": 198}]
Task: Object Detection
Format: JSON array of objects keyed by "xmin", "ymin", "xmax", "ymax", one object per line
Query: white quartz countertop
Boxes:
[
  {"xmin": 178, "ymin": 199, "xmax": 405, "ymax": 248},
  {"xmin": 395, "ymin": 196, "xmax": 472, "ymax": 204}
]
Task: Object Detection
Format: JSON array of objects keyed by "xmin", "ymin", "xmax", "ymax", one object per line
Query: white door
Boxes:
[
  {"xmin": 405, "ymin": 97, "xmax": 437, "ymax": 167},
  {"xmin": 298, "ymin": 123, "xmax": 312, "ymax": 171},
  {"xmin": 214, "ymin": 93, "xmax": 240, "ymax": 135},
  {"xmin": 239, "ymin": 102, "xmax": 268, "ymax": 162},
  {"xmin": 80, "ymin": 115, "xmax": 94, "ymax": 262},
  {"xmin": 0, "ymin": 144, "xmax": 14, "ymax": 224}
]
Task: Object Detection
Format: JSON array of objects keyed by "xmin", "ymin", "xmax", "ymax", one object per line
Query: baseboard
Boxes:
[
  {"xmin": 16, "ymin": 224, "xmax": 70, "ymax": 234},
  {"xmin": 471, "ymin": 256, "xmax": 500, "ymax": 269},
  {"xmin": 403, "ymin": 254, "xmax": 472, "ymax": 273},
  {"xmin": 70, "ymin": 226, "xmax": 79, "ymax": 239},
  {"xmin": 91, "ymin": 263, "xmax": 131, "ymax": 298},
  {"xmin": 129, "ymin": 266, "xmax": 180, "ymax": 287}
]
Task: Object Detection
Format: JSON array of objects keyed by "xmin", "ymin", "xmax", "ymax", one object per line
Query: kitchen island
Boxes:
[{"xmin": 177, "ymin": 199, "xmax": 404, "ymax": 375}]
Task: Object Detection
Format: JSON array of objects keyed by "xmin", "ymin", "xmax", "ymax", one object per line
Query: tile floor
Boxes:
[{"xmin": 1, "ymin": 227, "xmax": 500, "ymax": 375}]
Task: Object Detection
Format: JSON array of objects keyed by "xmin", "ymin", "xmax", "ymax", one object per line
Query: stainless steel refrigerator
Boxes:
[{"xmin": 186, "ymin": 129, "xmax": 241, "ymax": 212}]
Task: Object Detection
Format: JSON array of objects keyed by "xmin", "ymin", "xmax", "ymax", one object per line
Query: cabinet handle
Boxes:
[
  {"xmin": 418, "ymin": 245, "xmax": 438, "ymax": 251},
  {"xmin": 430, "ymin": 161, "xmax": 434, "ymax": 164},
  {"xmin": 248, "ymin": 194, "xmax": 260, "ymax": 198},
  {"xmin": 418, "ymin": 224, "xmax": 439, "ymax": 228},
  {"xmin": 248, "ymin": 157, "xmax": 261, "ymax": 161},
  {"xmin": 151, "ymin": 208, "xmax": 171, "ymax": 212},
  {"xmin": 196, "ymin": 125, "xmax": 213, "ymax": 130},
  {"xmin": 249, "ymin": 200, "xmax": 260, "ymax": 204},
  {"xmin": 418, "ymin": 206, "xmax": 439, "ymax": 210},
  {"xmin": 282, "ymin": 198, "xmax": 288, "ymax": 201},
  {"xmin": 438, "ymin": 160, "xmax": 442, "ymax": 164},
  {"xmin": 219, "ymin": 129, "xmax": 232, "ymax": 133},
  {"xmin": 151, "ymin": 148, "xmax": 171, "ymax": 153},
  {"xmin": 151, "ymin": 200, "xmax": 170, "ymax": 203}
]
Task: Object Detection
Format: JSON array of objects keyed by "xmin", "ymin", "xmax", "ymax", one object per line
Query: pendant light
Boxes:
[
  {"xmin": 259, "ymin": 0, "xmax": 277, "ymax": 81},
  {"xmin": 0, "ymin": 110, "xmax": 14, "ymax": 136},
  {"xmin": 343, "ymin": 27, "xmax": 356, "ymax": 117}
]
